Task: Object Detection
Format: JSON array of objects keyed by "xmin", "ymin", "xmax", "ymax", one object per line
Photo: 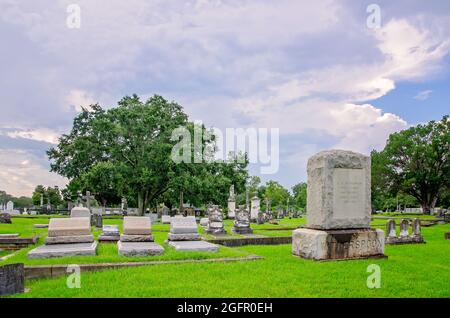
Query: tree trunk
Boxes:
[
  {"xmin": 179, "ymin": 190, "xmax": 184, "ymax": 215},
  {"xmin": 421, "ymin": 202, "xmax": 431, "ymax": 215},
  {"xmin": 138, "ymin": 191, "xmax": 145, "ymax": 216}
]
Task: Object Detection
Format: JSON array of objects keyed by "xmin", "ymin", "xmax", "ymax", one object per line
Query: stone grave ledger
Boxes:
[
  {"xmin": 28, "ymin": 217, "xmax": 97, "ymax": 259},
  {"xmin": 168, "ymin": 216, "xmax": 201, "ymax": 241},
  {"xmin": 293, "ymin": 150, "xmax": 385, "ymax": 261}
]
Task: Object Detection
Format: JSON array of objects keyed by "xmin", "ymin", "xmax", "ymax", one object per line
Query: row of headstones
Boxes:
[{"xmin": 385, "ymin": 218, "xmax": 424, "ymax": 244}]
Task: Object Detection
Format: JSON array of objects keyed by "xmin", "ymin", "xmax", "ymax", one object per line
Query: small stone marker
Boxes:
[
  {"xmin": 445, "ymin": 232, "xmax": 450, "ymax": 240},
  {"xmin": 98, "ymin": 225, "xmax": 120, "ymax": 242},
  {"xmin": 292, "ymin": 150, "xmax": 385, "ymax": 260},
  {"xmin": 0, "ymin": 263, "xmax": 24, "ymax": 296},
  {"xmin": 386, "ymin": 219, "xmax": 397, "ymax": 244},
  {"xmin": 33, "ymin": 224, "xmax": 48, "ymax": 229}
]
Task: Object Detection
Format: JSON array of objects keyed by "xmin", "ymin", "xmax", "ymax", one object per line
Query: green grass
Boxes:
[
  {"xmin": 9, "ymin": 223, "xmax": 449, "ymax": 298},
  {"xmin": 2, "ymin": 215, "xmax": 449, "ymax": 298}
]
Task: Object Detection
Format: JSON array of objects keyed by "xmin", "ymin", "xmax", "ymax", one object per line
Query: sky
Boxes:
[{"xmin": 0, "ymin": 0, "xmax": 449, "ymax": 197}]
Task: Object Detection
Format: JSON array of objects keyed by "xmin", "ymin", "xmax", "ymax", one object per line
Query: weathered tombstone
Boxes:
[
  {"xmin": 0, "ymin": 213, "xmax": 12, "ymax": 224},
  {"xmin": 118, "ymin": 217, "xmax": 164, "ymax": 256},
  {"xmin": 256, "ymin": 211, "xmax": 265, "ymax": 224},
  {"xmin": 411, "ymin": 218, "xmax": 424, "ymax": 243},
  {"xmin": 385, "ymin": 219, "xmax": 397, "ymax": 244},
  {"xmin": 292, "ymin": 150, "xmax": 385, "ymax": 260},
  {"xmin": 228, "ymin": 185, "xmax": 236, "ymax": 219},
  {"xmin": 205, "ymin": 205, "xmax": 226, "ymax": 235},
  {"xmin": 445, "ymin": 232, "xmax": 450, "ymax": 240},
  {"xmin": 27, "ymin": 218, "xmax": 97, "ymax": 259},
  {"xmin": 250, "ymin": 196, "xmax": 260, "ymax": 221},
  {"xmin": 98, "ymin": 225, "xmax": 120, "ymax": 242},
  {"xmin": 232, "ymin": 205, "xmax": 253, "ymax": 234},
  {"xmin": 399, "ymin": 219, "xmax": 409, "ymax": 238},
  {"xmin": 0, "ymin": 263, "xmax": 24, "ymax": 296}
]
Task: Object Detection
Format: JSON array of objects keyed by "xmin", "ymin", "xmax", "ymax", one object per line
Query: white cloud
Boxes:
[
  {"xmin": 0, "ymin": 149, "xmax": 67, "ymax": 197},
  {"xmin": 65, "ymin": 89, "xmax": 97, "ymax": 112},
  {"xmin": 414, "ymin": 90, "xmax": 433, "ymax": 101},
  {"xmin": 4, "ymin": 127, "xmax": 61, "ymax": 144}
]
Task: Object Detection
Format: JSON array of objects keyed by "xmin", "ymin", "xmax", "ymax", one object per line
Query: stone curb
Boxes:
[{"xmin": 24, "ymin": 255, "xmax": 264, "ymax": 280}]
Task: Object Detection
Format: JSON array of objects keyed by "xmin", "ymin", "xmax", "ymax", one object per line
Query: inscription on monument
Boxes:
[{"xmin": 333, "ymin": 168, "xmax": 365, "ymax": 219}]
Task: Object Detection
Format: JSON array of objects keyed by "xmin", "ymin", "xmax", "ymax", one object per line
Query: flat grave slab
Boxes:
[
  {"xmin": 118, "ymin": 241, "xmax": 164, "ymax": 256},
  {"xmin": 168, "ymin": 240, "xmax": 219, "ymax": 252},
  {"xmin": 27, "ymin": 242, "xmax": 98, "ymax": 259}
]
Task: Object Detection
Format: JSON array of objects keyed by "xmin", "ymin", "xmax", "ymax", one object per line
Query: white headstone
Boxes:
[
  {"xmin": 6, "ymin": 201, "xmax": 13, "ymax": 211},
  {"xmin": 250, "ymin": 196, "xmax": 260, "ymax": 220},
  {"xmin": 70, "ymin": 207, "xmax": 91, "ymax": 218}
]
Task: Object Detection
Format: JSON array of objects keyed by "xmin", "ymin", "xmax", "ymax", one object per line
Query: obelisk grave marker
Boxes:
[{"xmin": 292, "ymin": 150, "xmax": 385, "ymax": 260}]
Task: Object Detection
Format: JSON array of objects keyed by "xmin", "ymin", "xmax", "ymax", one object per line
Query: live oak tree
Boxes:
[
  {"xmin": 372, "ymin": 116, "xmax": 449, "ymax": 214},
  {"xmin": 48, "ymin": 94, "xmax": 249, "ymax": 215},
  {"xmin": 49, "ymin": 95, "xmax": 195, "ymax": 215}
]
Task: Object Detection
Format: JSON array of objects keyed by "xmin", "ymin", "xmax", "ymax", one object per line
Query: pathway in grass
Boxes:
[{"xmin": 11, "ymin": 223, "xmax": 450, "ymax": 298}]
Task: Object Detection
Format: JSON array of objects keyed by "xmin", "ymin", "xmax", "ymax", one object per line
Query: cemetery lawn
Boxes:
[{"xmin": 3, "ymin": 217, "xmax": 449, "ymax": 298}]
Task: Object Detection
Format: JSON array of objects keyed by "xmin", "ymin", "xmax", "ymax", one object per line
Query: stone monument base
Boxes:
[
  {"xmin": 292, "ymin": 228, "xmax": 385, "ymax": 261},
  {"xmin": 386, "ymin": 235, "xmax": 424, "ymax": 245},
  {"xmin": 232, "ymin": 227, "xmax": 253, "ymax": 235}
]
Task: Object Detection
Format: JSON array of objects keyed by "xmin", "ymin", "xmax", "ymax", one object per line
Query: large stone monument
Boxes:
[
  {"xmin": 228, "ymin": 185, "xmax": 236, "ymax": 219},
  {"xmin": 205, "ymin": 205, "xmax": 226, "ymax": 235},
  {"xmin": 292, "ymin": 150, "xmax": 385, "ymax": 261},
  {"xmin": 250, "ymin": 195, "xmax": 260, "ymax": 221},
  {"xmin": 232, "ymin": 205, "xmax": 253, "ymax": 234}
]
